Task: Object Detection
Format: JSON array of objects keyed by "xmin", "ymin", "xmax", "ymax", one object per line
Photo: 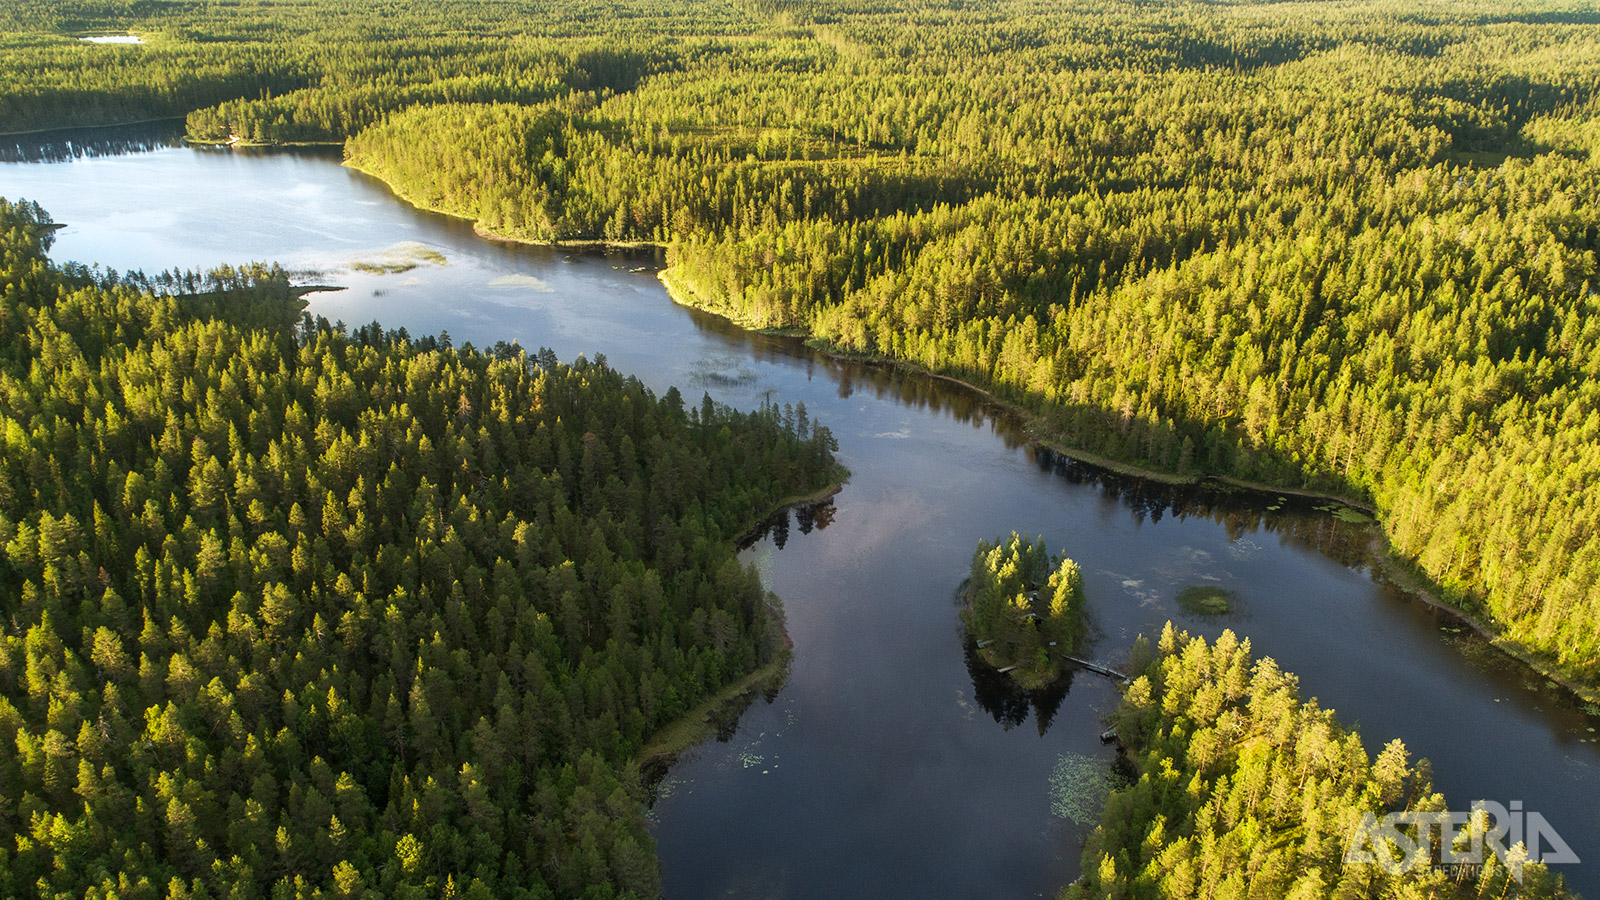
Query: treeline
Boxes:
[
  {"xmin": 0, "ymin": 0, "xmax": 678, "ymax": 138},
  {"xmin": 342, "ymin": 99, "xmax": 977, "ymax": 243},
  {"xmin": 0, "ymin": 198, "xmax": 841, "ymax": 898},
  {"xmin": 180, "ymin": 41, "xmax": 671, "ymax": 144},
  {"xmin": 1068, "ymin": 625, "xmax": 1574, "ymax": 899}
]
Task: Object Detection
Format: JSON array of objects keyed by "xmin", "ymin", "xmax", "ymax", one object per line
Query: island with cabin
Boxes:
[{"xmin": 961, "ymin": 533, "xmax": 1087, "ymax": 690}]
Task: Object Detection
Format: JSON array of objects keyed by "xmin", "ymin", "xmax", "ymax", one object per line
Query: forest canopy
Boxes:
[
  {"xmin": 0, "ymin": 197, "xmax": 842, "ymax": 899},
  {"xmin": 7, "ymin": 0, "xmax": 1589, "ymax": 694},
  {"xmin": 1069, "ymin": 625, "xmax": 1575, "ymax": 899}
]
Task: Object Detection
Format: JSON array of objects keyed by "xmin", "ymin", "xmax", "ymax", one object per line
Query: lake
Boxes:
[{"xmin": 3, "ymin": 123, "xmax": 1594, "ymax": 897}]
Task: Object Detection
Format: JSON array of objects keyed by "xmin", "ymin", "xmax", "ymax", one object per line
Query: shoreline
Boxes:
[
  {"xmin": 635, "ymin": 619, "xmax": 792, "ymax": 775},
  {"xmin": 1204, "ymin": 474, "xmax": 1377, "ymax": 513},
  {"xmin": 473, "ymin": 222, "xmax": 661, "ymax": 251},
  {"xmin": 630, "ymin": 470, "xmax": 844, "ymax": 771},
  {"xmin": 187, "ymin": 136, "xmax": 343, "ymax": 148},
  {"xmin": 636, "ymin": 479, "xmax": 843, "ymax": 774},
  {"xmin": 343, "ymin": 157, "xmax": 665, "ymax": 252},
  {"xmin": 656, "ymin": 267, "xmax": 1598, "ymax": 705},
  {"xmin": 733, "ymin": 481, "xmax": 845, "ymax": 546},
  {"xmin": 0, "ymin": 115, "xmax": 185, "ymax": 138},
  {"xmin": 1367, "ymin": 534, "xmax": 1600, "ymax": 706},
  {"xmin": 659, "ymin": 269, "xmax": 1371, "ymax": 502}
]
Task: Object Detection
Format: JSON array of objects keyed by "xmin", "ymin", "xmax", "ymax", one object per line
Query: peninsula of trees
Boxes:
[
  {"xmin": 962, "ymin": 533, "xmax": 1085, "ymax": 689},
  {"xmin": 0, "ymin": 198, "xmax": 842, "ymax": 899},
  {"xmin": 1070, "ymin": 626, "xmax": 1574, "ymax": 899}
]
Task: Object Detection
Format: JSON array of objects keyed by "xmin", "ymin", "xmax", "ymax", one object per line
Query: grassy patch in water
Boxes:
[
  {"xmin": 350, "ymin": 241, "xmax": 447, "ymax": 274},
  {"xmin": 1315, "ymin": 501, "xmax": 1374, "ymax": 523},
  {"xmin": 1049, "ymin": 751, "xmax": 1112, "ymax": 826},
  {"xmin": 353, "ymin": 257, "xmax": 427, "ymax": 274},
  {"xmin": 1177, "ymin": 584, "xmax": 1234, "ymax": 615}
]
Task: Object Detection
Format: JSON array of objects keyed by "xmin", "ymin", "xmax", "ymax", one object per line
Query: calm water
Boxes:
[{"xmin": 3, "ymin": 125, "xmax": 1595, "ymax": 897}]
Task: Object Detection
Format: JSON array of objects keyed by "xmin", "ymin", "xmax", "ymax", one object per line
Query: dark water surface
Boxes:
[{"xmin": 3, "ymin": 126, "xmax": 1595, "ymax": 897}]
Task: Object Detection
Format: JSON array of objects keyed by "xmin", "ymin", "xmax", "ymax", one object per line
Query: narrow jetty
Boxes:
[{"xmin": 1064, "ymin": 656, "xmax": 1130, "ymax": 683}]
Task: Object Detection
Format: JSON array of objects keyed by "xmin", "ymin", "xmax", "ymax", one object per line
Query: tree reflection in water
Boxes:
[
  {"xmin": 963, "ymin": 637, "xmax": 1074, "ymax": 736},
  {"xmin": 2, "ymin": 120, "xmax": 185, "ymax": 163},
  {"xmin": 738, "ymin": 499, "xmax": 837, "ymax": 551}
]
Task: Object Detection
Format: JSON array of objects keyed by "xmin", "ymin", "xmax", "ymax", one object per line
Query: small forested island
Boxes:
[
  {"xmin": 0, "ymin": 199, "xmax": 842, "ymax": 898},
  {"xmin": 1069, "ymin": 626, "xmax": 1574, "ymax": 900},
  {"xmin": 961, "ymin": 533, "xmax": 1085, "ymax": 690}
]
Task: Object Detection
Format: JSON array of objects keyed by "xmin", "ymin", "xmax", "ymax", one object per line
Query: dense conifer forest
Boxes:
[
  {"xmin": 1071, "ymin": 626, "xmax": 1574, "ymax": 899},
  {"xmin": 5, "ymin": 0, "xmax": 1590, "ymax": 696},
  {"xmin": 0, "ymin": 198, "xmax": 841, "ymax": 898},
  {"xmin": 4, "ymin": 0, "xmax": 1600, "ymax": 894}
]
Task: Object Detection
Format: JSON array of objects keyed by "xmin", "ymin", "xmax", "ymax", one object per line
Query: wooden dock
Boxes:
[
  {"xmin": 1064, "ymin": 656, "xmax": 1130, "ymax": 683},
  {"xmin": 973, "ymin": 638, "xmax": 1130, "ymax": 684}
]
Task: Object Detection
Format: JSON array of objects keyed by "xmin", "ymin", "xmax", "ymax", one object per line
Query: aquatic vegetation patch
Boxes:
[
  {"xmin": 1317, "ymin": 502, "xmax": 1374, "ymax": 524},
  {"xmin": 687, "ymin": 354, "xmax": 759, "ymax": 388},
  {"xmin": 1049, "ymin": 751, "xmax": 1111, "ymax": 826},
  {"xmin": 1177, "ymin": 584, "xmax": 1234, "ymax": 615},
  {"xmin": 488, "ymin": 272, "xmax": 553, "ymax": 291},
  {"xmin": 350, "ymin": 241, "xmax": 448, "ymax": 274},
  {"xmin": 1225, "ymin": 537, "xmax": 1262, "ymax": 560}
]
